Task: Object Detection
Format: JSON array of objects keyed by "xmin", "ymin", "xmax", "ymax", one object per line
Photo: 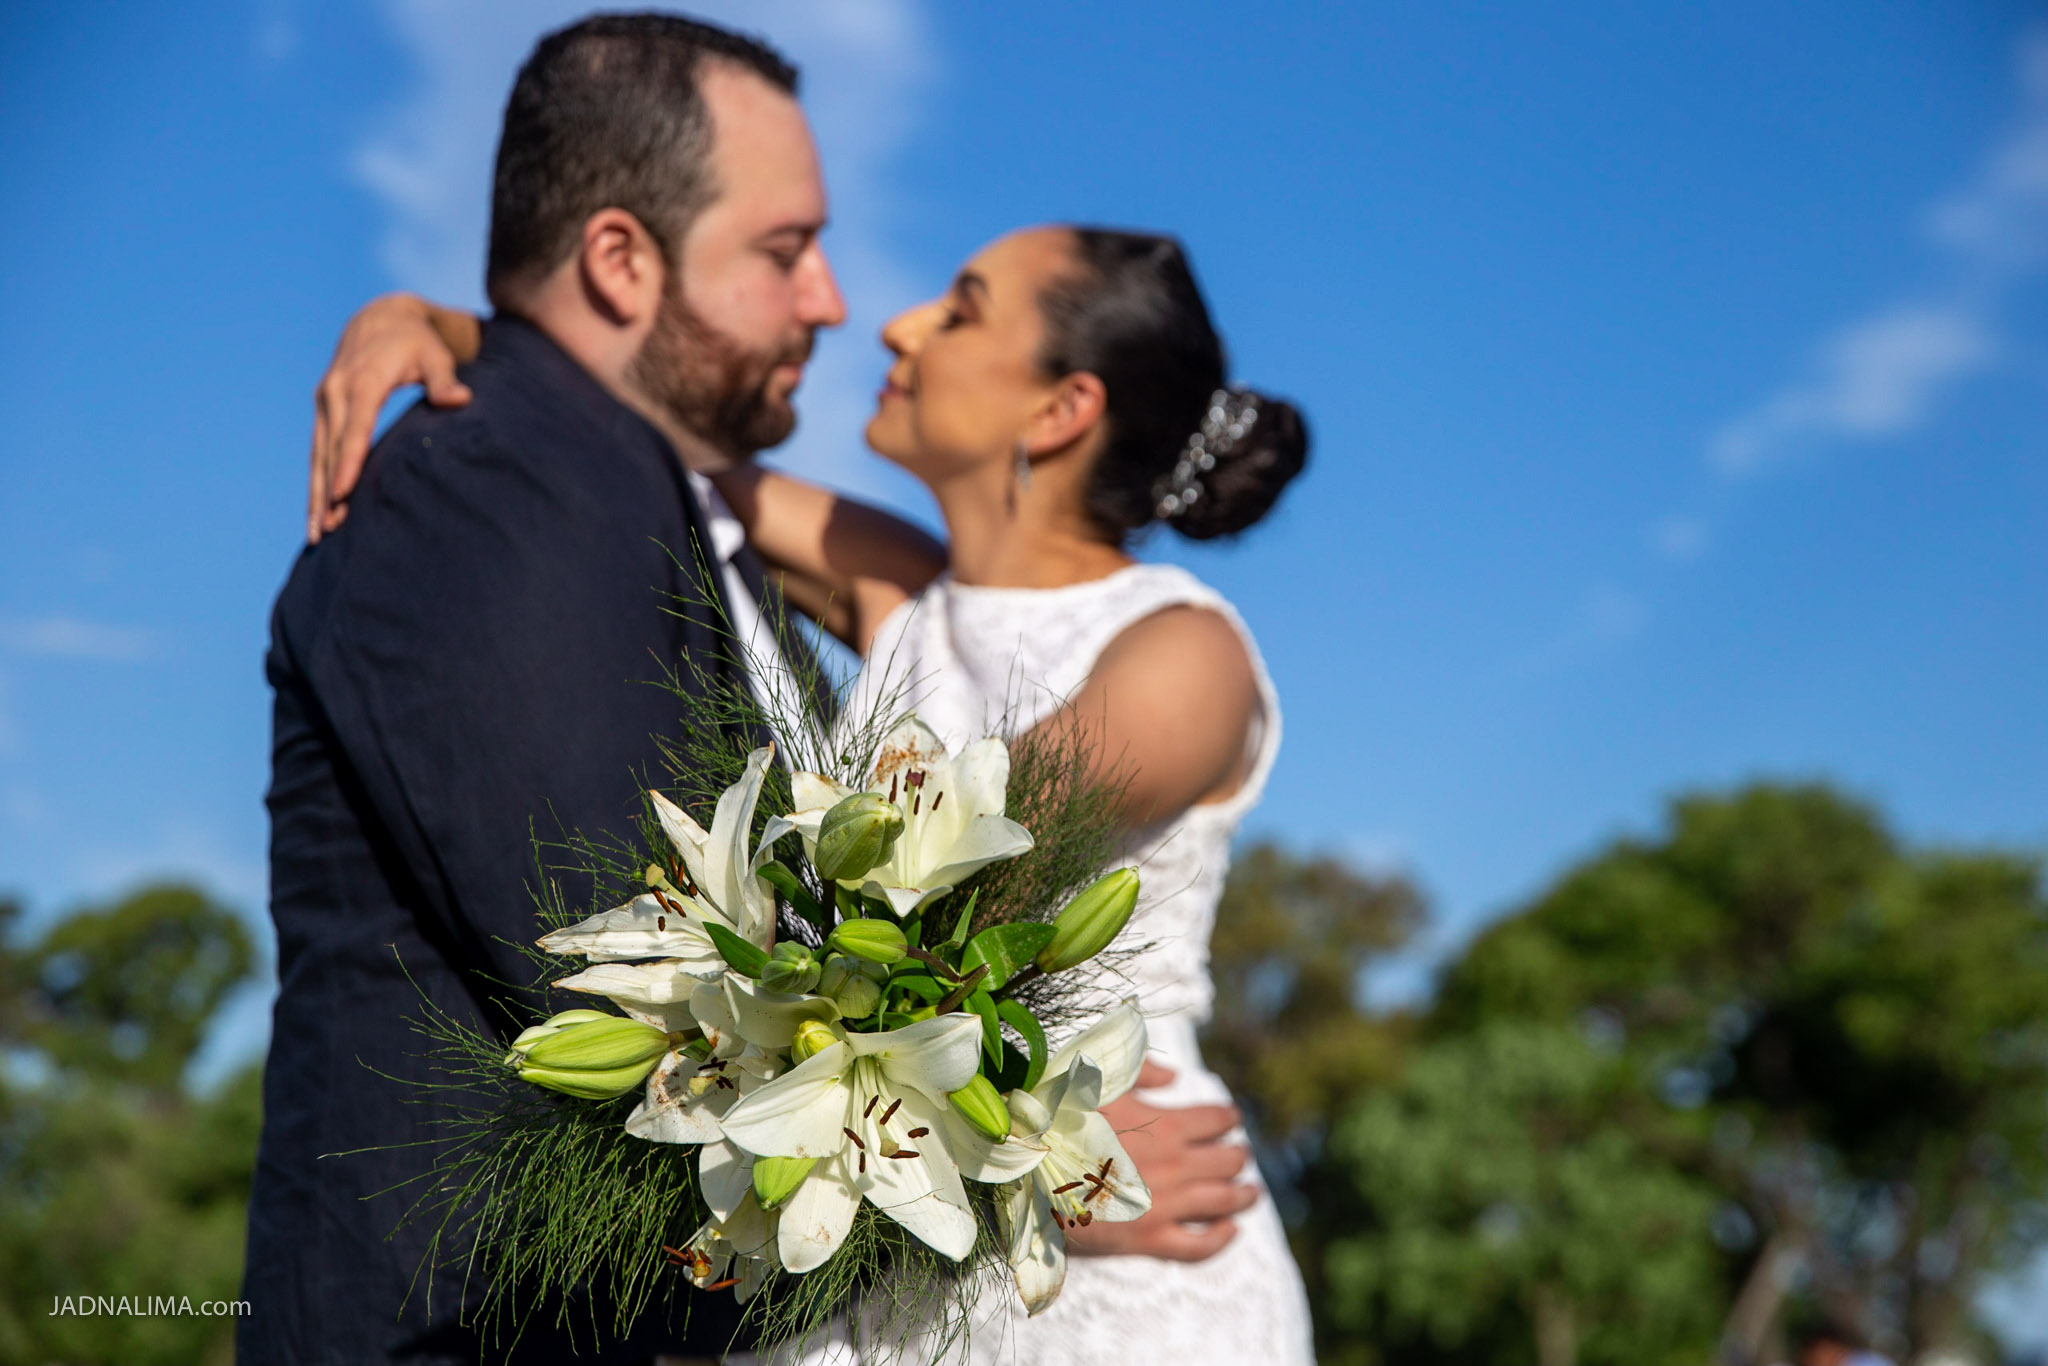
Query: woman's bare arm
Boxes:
[
  {"xmin": 1043, "ymin": 604, "xmax": 1262, "ymax": 823},
  {"xmin": 1049, "ymin": 605, "xmax": 1265, "ymax": 1261},
  {"xmin": 710, "ymin": 463, "xmax": 946, "ymax": 653},
  {"xmin": 308, "ymin": 294, "xmax": 480, "ymax": 542}
]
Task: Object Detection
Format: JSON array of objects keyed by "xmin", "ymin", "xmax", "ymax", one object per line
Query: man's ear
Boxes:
[
  {"xmin": 1023, "ymin": 371, "xmax": 1108, "ymax": 457},
  {"xmin": 576, "ymin": 208, "xmax": 667, "ymax": 327}
]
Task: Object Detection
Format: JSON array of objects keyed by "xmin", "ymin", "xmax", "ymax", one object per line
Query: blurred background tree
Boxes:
[
  {"xmin": 1211, "ymin": 784, "xmax": 2048, "ymax": 1366},
  {"xmin": 0, "ymin": 884, "xmax": 261, "ymax": 1366}
]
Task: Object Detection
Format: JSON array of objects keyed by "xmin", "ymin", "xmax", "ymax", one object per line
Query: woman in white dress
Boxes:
[{"xmin": 312, "ymin": 225, "xmax": 1313, "ymax": 1365}]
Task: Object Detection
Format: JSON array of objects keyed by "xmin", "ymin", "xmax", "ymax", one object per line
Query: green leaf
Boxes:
[
  {"xmin": 702, "ymin": 921, "xmax": 767, "ymax": 979},
  {"xmin": 996, "ymin": 999, "xmax": 1049, "ymax": 1092},
  {"xmin": 961, "ymin": 922, "xmax": 1057, "ymax": 991},
  {"xmin": 888, "ymin": 972, "xmax": 947, "ymax": 1004},
  {"xmin": 938, "ymin": 892, "xmax": 980, "ymax": 953},
  {"xmin": 967, "ymin": 989, "xmax": 1002, "ymax": 1068},
  {"xmin": 757, "ymin": 861, "xmax": 828, "ymax": 930}
]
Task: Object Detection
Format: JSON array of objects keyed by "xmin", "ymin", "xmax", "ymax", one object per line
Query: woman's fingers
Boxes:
[
  {"xmin": 418, "ymin": 347, "xmax": 474, "ymax": 412},
  {"xmin": 1181, "ymin": 1140, "xmax": 1251, "ymax": 1183},
  {"xmin": 1145, "ymin": 1217, "xmax": 1240, "ymax": 1263},
  {"xmin": 328, "ymin": 368, "xmax": 389, "ymax": 510},
  {"xmin": 1156, "ymin": 1176, "xmax": 1260, "ymax": 1224},
  {"xmin": 308, "ymin": 376, "xmax": 345, "ymax": 544},
  {"xmin": 1135, "ymin": 1060, "xmax": 1176, "ymax": 1090}
]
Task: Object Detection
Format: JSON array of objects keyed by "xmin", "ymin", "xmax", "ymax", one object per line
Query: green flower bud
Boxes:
[
  {"xmin": 513, "ymin": 1059, "xmax": 665, "ymax": 1101},
  {"xmin": 814, "ymin": 792, "xmax": 905, "ymax": 883},
  {"xmin": 752, "ymin": 1154, "xmax": 817, "ymax": 1209},
  {"xmin": 791, "ymin": 1018, "xmax": 842, "ymax": 1063},
  {"xmin": 947, "ymin": 1073, "xmax": 1012, "ymax": 1141},
  {"xmin": 506, "ymin": 1008, "xmax": 613, "ymax": 1059},
  {"xmin": 826, "ymin": 917, "xmax": 908, "ymax": 965},
  {"xmin": 1035, "ymin": 869, "xmax": 1141, "ymax": 974},
  {"xmin": 817, "ymin": 954, "xmax": 886, "ymax": 1019},
  {"xmin": 761, "ymin": 942, "xmax": 822, "ymax": 994},
  {"xmin": 506, "ymin": 1011, "xmax": 667, "ymax": 1099}
]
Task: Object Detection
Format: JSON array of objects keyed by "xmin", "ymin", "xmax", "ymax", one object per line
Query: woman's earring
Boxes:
[{"xmin": 1013, "ymin": 440, "xmax": 1033, "ymax": 492}]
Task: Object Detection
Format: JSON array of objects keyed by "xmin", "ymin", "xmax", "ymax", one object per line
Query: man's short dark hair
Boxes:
[{"xmin": 485, "ymin": 12, "xmax": 798, "ymax": 306}]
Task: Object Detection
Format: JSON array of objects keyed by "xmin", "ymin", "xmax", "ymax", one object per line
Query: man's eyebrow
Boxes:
[
  {"xmin": 756, "ymin": 218, "xmax": 827, "ymax": 243},
  {"xmin": 952, "ymin": 270, "xmax": 989, "ymax": 303}
]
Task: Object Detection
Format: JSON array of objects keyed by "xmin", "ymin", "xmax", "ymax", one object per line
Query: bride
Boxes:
[{"xmin": 311, "ymin": 224, "xmax": 1314, "ymax": 1365}]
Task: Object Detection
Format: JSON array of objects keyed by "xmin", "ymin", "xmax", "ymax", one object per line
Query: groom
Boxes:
[
  {"xmin": 245, "ymin": 17, "xmax": 841, "ymax": 1365},
  {"xmin": 250, "ymin": 12, "xmax": 1255, "ymax": 1366}
]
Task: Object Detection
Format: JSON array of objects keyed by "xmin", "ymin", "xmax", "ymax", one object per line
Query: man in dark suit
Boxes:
[{"xmin": 241, "ymin": 16, "xmax": 845, "ymax": 1364}]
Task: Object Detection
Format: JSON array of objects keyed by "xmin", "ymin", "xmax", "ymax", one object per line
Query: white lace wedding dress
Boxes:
[{"xmin": 752, "ymin": 562, "xmax": 1315, "ymax": 1366}]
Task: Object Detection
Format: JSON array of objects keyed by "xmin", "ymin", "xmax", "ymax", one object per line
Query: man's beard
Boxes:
[{"xmin": 630, "ymin": 286, "xmax": 813, "ymax": 458}]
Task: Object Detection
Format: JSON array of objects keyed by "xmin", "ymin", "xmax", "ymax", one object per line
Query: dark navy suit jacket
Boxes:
[{"xmin": 242, "ymin": 317, "xmax": 747, "ymax": 1364}]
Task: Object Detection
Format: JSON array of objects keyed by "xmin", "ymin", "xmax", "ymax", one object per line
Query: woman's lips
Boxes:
[{"xmin": 878, "ymin": 378, "xmax": 912, "ymax": 402}]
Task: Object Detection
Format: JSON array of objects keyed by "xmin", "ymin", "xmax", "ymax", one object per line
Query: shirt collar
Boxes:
[{"xmin": 687, "ymin": 470, "xmax": 746, "ymax": 568}]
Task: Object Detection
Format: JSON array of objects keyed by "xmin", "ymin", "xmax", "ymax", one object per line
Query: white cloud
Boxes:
[
  {"xmin": 1711, "ymin": 30, "xmax": 2048, "ymax": 476},
  {"xmin": 352, "ymin": 0, "xmax": 941, "ymax": 507},
  {"xmin": 253, "ymin": 9, "xmax": 299, "ymax": 69},
  {"xmin": 1651, "ymin": 515, "xmax": 1709, "ymax": 562},
  {"xmin": 0, "ymin": 616, "xmax": 157, "ymax": 662}
]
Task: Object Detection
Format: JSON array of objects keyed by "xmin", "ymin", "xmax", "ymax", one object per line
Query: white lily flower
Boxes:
[
  {"xmin": 649, "ymin": 744, "xmax": 792, "ymax": 946},
  {"xmin": 554, "ymin": 959, "xmax": 704, "ymax": 1032},
  {"xmin": 718, "ymin": 1013, "xmax": 984, "ymax": 1271},
  {"xmin": 674, "ymin": 1149, "xmax": 779, "ymax": 1303},
  {"xmin": 787, "ymin": 717, "xmax": 1033, "ymax": 918},
  {"xmin": 999, "ymin": 1001, "xmax": 1154, "ymax": 1315},
  {"xmin": 692, "ymin": 974, "xmax": 840, "ymax": 1061},
  {"xmin": 625, "ymin": 1046, "xmax": 773, "ymax": 1146},
  {"xmin": 537, "ymin": 747, "xmax": 791, "ymax": 965},
  {"xmin": 536, "ymin": 892, "xmax": 729, "ymax": 970}
]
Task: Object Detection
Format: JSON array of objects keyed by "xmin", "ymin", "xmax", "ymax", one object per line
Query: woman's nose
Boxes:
[{"xmin": 880, "ymin": 299, "xmax": 943, "ymax": 358}]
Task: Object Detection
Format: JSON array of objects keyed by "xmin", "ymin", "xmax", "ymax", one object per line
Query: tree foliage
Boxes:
[
  {"xmin": 0, "ymin": 884, "xmax": 262, "ymax": 1366},
  {"xmin": 1224, "ymin": 785, "xmax": 2048, "ymax": 1366}
]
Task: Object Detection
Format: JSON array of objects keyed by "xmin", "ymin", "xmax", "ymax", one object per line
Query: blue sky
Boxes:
[{"xmin": 2, "ymin": 0, "xmax": 2046, "ymax": 1337}]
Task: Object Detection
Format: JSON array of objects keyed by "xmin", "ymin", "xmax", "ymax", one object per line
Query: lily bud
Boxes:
[
  {"xmin": 947, "ymin": 1072, "xmax": 1012, "ymax": 1141},
  {"xmin": 817, "ymin": 954, "xmax": 886, "ymax": 1019},
  {"xmin": 752, "ymin": 1154, "xmax": 817, "ymax": 1209},
  {"xmin": 826, "ymin": 917, "xmax": 908, "ymax": 965},
  {"xmin": 791, "ymin": 1018, "xmax": 841, "ymax": 1063},
  {"xmin": 814, "ymin": 792, "xmax": 905, "ymax": 883},
  {"xmin": 761, "ymin": 941, "xmax": 822, "ymax": 995},
  {"xmin": 507, "ymin": 1011, "xmax": 667, "ymax": 1100},
  {"xmin": 1035, "ymin": 869, "xmax": 1141, "ymax": 974},
  {"xmin": 506, "ymin": 1008, "xmax": 612, "ymax": 1059}
]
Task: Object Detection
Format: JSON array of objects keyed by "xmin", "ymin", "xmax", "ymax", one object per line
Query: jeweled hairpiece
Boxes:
[{"xmin": 1153, "ymin": 387, "xmax": 1259, "ymax": 519}]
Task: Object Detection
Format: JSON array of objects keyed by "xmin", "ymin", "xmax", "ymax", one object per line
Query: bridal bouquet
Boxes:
[{"xmin": 404, "ymin": 620, "xmax": 1150, "ymax": 1355}]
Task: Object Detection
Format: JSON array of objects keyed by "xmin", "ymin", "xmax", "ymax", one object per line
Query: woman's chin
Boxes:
[{"xmin": 863, "ymin": 415, "xmax": 913, "ymax": 469}]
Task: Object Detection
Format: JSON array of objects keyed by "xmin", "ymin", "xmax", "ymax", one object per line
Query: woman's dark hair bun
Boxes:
[
  {"xmin": 1168, "ymin": 393, "xmax": 1308, "ymax": 542},
  {"xmin": 1036, "ymin": 227, "xmax": 1310, "ymax": 546}
]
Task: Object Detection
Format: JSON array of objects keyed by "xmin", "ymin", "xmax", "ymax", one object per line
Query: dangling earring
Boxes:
[{"xmin": 1013, "ymin": 439, "xmax": 1033, "ymax": 492}]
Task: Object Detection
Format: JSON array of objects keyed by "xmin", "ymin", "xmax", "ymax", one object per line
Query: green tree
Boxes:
[
  {"xmin": 1422, "ymin": 784, "xmax": 2048, "ymax": 1364},
  {"xmin": 1320, "ymin": 1023, "xmax": 1723, "ymax": 1366},
  {"xmin": 0, "ymin": 883, "xmax": 264, "ymax": 1366},
  {"xmin": 1201, "ymin": 842, "xmax": 1424, "ymax": 1359}
]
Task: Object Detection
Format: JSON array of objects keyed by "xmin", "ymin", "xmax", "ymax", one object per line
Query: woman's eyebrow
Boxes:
[{"xmin": 951, "ymin": 270, "xmax": 990, "ymax": 305}]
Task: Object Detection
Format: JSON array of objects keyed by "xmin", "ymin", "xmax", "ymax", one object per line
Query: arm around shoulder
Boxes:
[{"xmin": 711, "ymin": 463, "xmax": 945, "ymax": 652}]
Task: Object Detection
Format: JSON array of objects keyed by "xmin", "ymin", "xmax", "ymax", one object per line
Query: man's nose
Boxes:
[{"xmin": 799, "ymin": 245, "xmax": 848, "ymax": 329}]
